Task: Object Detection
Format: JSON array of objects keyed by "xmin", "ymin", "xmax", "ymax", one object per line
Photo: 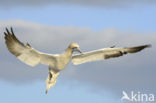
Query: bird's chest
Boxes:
[{"xmin": 56, "ymin": 56, "xmax": 71, "ymax": 70}]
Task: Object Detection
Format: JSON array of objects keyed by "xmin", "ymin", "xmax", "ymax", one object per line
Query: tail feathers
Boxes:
[
  {"xmin": 45, "ymin": 71, "xmax": 59, "ymax": 94},
  {"xmin": 45, "ymin": 90, "xmax": 48, "ymax": 94},
  {"xmin": 45, "ymin": 87, "xmax": 51, "ymax": 94}
]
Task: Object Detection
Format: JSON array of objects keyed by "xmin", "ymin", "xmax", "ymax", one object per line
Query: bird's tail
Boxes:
[{"xmin": 45, "ymin": 71, "xmax": 59, "ymax": 94}]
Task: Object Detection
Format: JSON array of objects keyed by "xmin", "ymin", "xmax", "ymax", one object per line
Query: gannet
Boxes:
[{"xmin": 4, "ymin": 27, "xmax": 151, "ymax": 94}]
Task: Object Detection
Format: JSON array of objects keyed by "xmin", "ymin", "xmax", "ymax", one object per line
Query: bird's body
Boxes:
[
  {"xmin": 40, "ymin": 52, "xmax": 70, "ymax": 72},
  {"xmin": 4, "ymin": 27, "xmax": 151, "ymax": 94}
]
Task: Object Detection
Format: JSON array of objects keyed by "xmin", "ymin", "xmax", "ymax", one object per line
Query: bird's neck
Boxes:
[{"xmin": 64, "ymin": 47, "xmax": 73, "ymax": 57}]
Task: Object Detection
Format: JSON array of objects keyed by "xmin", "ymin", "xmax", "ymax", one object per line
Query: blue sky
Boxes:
[
  {"xmin": 0, "ymin": 1, "xmax": 156, "ymax": 103},
  {"xmin": 1, "ymin": 4, "xmax": 156, "ymax": 31}
]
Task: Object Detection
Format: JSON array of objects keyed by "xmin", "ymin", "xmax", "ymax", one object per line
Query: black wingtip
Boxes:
[
  {"xmin": 6, "ymin": 27, "xmax": 10, "ymax": 34},
  {"xmin": 146, "ymin": 44, "xmax": 152, "ymax": 48},
  {"xmin": 10, "ymin": 27, "xmax": 15, "ymax": 35},
  {"xmin": 4, "ymin": 27, "xmax": 15, "ymax": 36},
  {"xmin": 4, "ymin": 32, "xmax": 7, "ymax": 36}
]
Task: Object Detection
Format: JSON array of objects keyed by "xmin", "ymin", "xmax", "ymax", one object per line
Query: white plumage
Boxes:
[{"xmin": 4, "ymin": 27, "xmax": 151, "ymax": 94}]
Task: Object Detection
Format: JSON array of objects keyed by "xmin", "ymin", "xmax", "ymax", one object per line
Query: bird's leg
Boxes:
[
  {"xmin": 48, "ymin": 71, "xmax": 53, "ymax": 81},
  {"xmin": 110, "ymin": 45, "xmax": 115, "ymax": 48},
  {"xmin": 45, "ymin": 70, "xmax": 59, "ymax": 94}
]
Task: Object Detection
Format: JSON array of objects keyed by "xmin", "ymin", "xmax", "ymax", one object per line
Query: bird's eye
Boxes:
[{"xmin": 72, "ymin": 47, "xmax": 77, "ymax": 50}]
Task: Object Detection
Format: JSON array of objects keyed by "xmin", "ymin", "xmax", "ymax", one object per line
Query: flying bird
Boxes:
[{"xmin": 4, "ymin": 27, "xmax": 151, "ymax": 94}]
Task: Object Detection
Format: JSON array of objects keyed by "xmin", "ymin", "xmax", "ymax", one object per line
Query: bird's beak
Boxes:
[{"xmin": 75, "ymin": 48, "xmax": 82, "ymax": 54}]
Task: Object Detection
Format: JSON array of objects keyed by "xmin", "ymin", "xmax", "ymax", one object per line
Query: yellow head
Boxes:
[{"xmin": 68, "ymin": 42, "xmax": 82, "ymax": 53}]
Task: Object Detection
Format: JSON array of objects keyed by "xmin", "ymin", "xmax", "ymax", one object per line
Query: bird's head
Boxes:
[{"xmin": 69, "ymin": 42, "xmax": 82, "ymax": 54}]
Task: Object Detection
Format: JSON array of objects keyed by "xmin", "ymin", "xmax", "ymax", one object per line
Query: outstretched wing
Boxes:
[
  {"xmin": 72, "ymin": 44, "xmax": 151, "ymax": 65},
  {"xmin": 4, "ymin": 27, "xmax": 54, "ymax": 66}
]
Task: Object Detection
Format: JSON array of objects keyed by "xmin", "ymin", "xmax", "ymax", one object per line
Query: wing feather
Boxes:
[
  {"xmin": 72, "ymin": 44, "xmax": 151, "ymax": 65},
  {"xmin": 4, "ymin": 28, "xmax": 52, "ymax": 66}
]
